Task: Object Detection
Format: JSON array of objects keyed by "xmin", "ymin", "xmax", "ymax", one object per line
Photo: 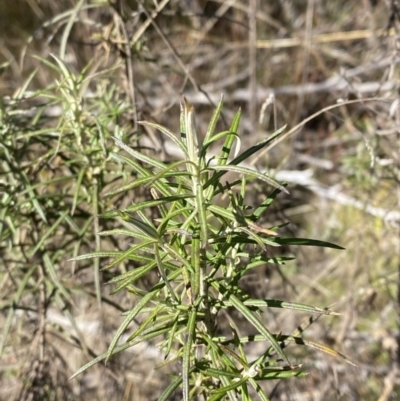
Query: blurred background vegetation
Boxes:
[{"xmin": 1, "ymin": 0, "xmax": 400, "ymax": 400}]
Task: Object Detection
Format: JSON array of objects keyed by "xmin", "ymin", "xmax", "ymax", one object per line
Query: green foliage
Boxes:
[
  {"xmin": 71, "ymin": 98, "xmax": 347, "ymax": 401},
  {"xmin": 0, "ymin": 54, "xmax": 131, "ymax": 397}
]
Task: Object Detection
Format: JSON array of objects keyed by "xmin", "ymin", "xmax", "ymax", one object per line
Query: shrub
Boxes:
[{"xmin": 71, "ymin": 97, "xmax": 349, "ymax": 401}]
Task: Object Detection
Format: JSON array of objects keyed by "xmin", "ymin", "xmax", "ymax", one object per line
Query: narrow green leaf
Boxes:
[
  {"xmin": 214, "ymin": 285, "xmax": 289, "ymax": 365},
  {"xmin": 236, "ymin": 226, "xmax": 268, "ymax": 249},
  {"xmin": 250, "ymin": 187, "xmax": 285, "ymax": 222},
  {"xmin": 163, "ymin": 312, "xmax": 180, "ymax": 359},
  {"xmin": 58, "ymin": 0, "xmax": 85, "ymax": 59},
  {"xmin": 244, "ymin": 255, "xmax": 294, "ymax": 269},
  {"xmin": 162, "ymin": 243, "xmax": 194, "ymax": 274},
  {"xmin": 126, "ymin": 304, "xmax": 165, "ymax": 342},
  {"xmin": 207, "ymin": 205, "xmax": 279, "ymax": 246},
  {"xmin": 217, "ymin": 109, "xmax": 241, "ymax": 167},
  {"xmin": 208, "ymin": 377, "xmax": 248, "ymax": 401},
  {"xmin": 208, "ymin": 204, "xmax": 238, "ymax": 222},
  {"xmin": 248, "ymin": 379, "xmax": 270, "ymax": 401},
  {"xmin": 184, "ymin": 101, "xmax": 199, "ymax": 166},
  {"xmin": 20, "ymin": 170, "xmax": 48, "ymax": 224},
  {"xmin": 274, "ymin": 237, "xmax": 344, "ymax": 249},
  {"xmin": 210, "ymin": 165, "xmax": 288, "ymax": 194},
  {"xmin": 200, "ymin": 130, "xmax": 238, "ymax": 159},
  {"xmin": 204, "ymin": 94, "xmax": 224, "ymax": 144},
  {"xmin": 110, "ymin": 152, "xmax": 153, "ymax": 176},
  {"xmin": 28, "ymin": 211, "xmax": 69, "ymax": 258},
  {"xmin": 278, "ymin": 337, "xmax": 357, "ymax": 367},
  {"xmin": 183, "ymin": 305, "xmax": 198, "ymax": 401},
  {"xmin": 103, "ymin": 175, "xmax": 155, "ymax": 197},
  {"xmin": 124, "ymin": 195, "xmax": 195, "ymax": 215},
  {"xmin": 103, "ymin": 240, "xmax": 156, "ymax": 271},
  {"xmin": 106, "ymin": 288, "xmax": 160, "ymax": 363},
  {"xmin": 108, "ymin": 211, "xmax": 159, "ymax": 239},
  {"xmin": 158, "ymin": 368, "xmax": 195, "ymax": 401},
  {"xmin": 258, "ymin": 370, "xmax": 307, "ymax": 379},
  {"xmin": 199, "ymin": 367, "xmax": 240, "ymax": 380},
  {"xmin": 146, "ymin": 160, "xmax": 197, "ymax": 188},
  {"xmin": 71, "ymin": 325, "xmax": 172, "ymax": 380},
  {"xmin": 157, "ymin": 206, "xmax": 193, "ymax": 235},
  {"xmin": 230, "ymin": 125, "xmax": 286, "ymax": 166},
  {"xmin": 107, "ymin": 261, "xmax": 156, "ymax": 284},
  {"xmin": 200, "ymin": 334, "xmax": 238, "ymax": 371},
  {"xmin": 113, "ymin": 136, "xmax": 167, "ymax": 170},
  {"xmin": 69, "ymin": 251, "xmax": 121, "ymax": 261},
  {"xmin": 190, "ymin": 229, "xmax": 201, "ymax": 301},
  {"xmin": 207, "ymin": 344, "xmax": 240, "ymax": 401},
  {"xmin": 196, "ymin": 185, "xmax": 208, "ymax": 249},
  {"xmin": 43, "ymin": 252, "xmax": 73, "ymax": 304},
  {"xmin": 154, "ymin": 244, "xmax": 178, "ymax": 302},
  {"xmin": 104, "ymin": 170, "xmax": 191, "ymax": 198},
  {"xmin": 205, "ymin": 126, "xmax": 286, "ymax": 190},
  {"xmin": 51, "ymin": 53, "xmax": 76, "ymax": 91},
  {"xmin": 180, "ymin": 100, "xmax": 186, "ymax": 140},
  {"xmin": 101, "ymin": 195, "xmax": 193, "ymax": 222},
  {"xmin": 109, "ymin": 262, "xmax": 157, "ymax": 294},
  {"xmin": 97, "ymin": 228, "xmax": 150, "ymax": 241},
  {"xmin": 71, "ymin": 168, "xmax": 85, "ymax": 215},
  {"xmin": 138, "ymin": 120, "xmax": 188, "ymax": 157},
  {"xmin": 218, "ymin": 299, "xmax": 338, "ymax": 315},
  {"xmin": 14, "ymin": 71, "xmax": 35, "ymax": 100}
]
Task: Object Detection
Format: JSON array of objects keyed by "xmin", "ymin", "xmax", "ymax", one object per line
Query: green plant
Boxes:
[
  {"xmin": 70, "ymin": 98, "xmax": 350, "ymax": 401},
  {"xmin": 0, "ymin": 53, "xmax": 133, "ymax": 399}
]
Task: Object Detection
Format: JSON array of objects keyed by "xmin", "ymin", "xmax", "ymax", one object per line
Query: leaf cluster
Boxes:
[{"xmin": 71, "ymin": 98, "xmax": 346, "ymax": 401}]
